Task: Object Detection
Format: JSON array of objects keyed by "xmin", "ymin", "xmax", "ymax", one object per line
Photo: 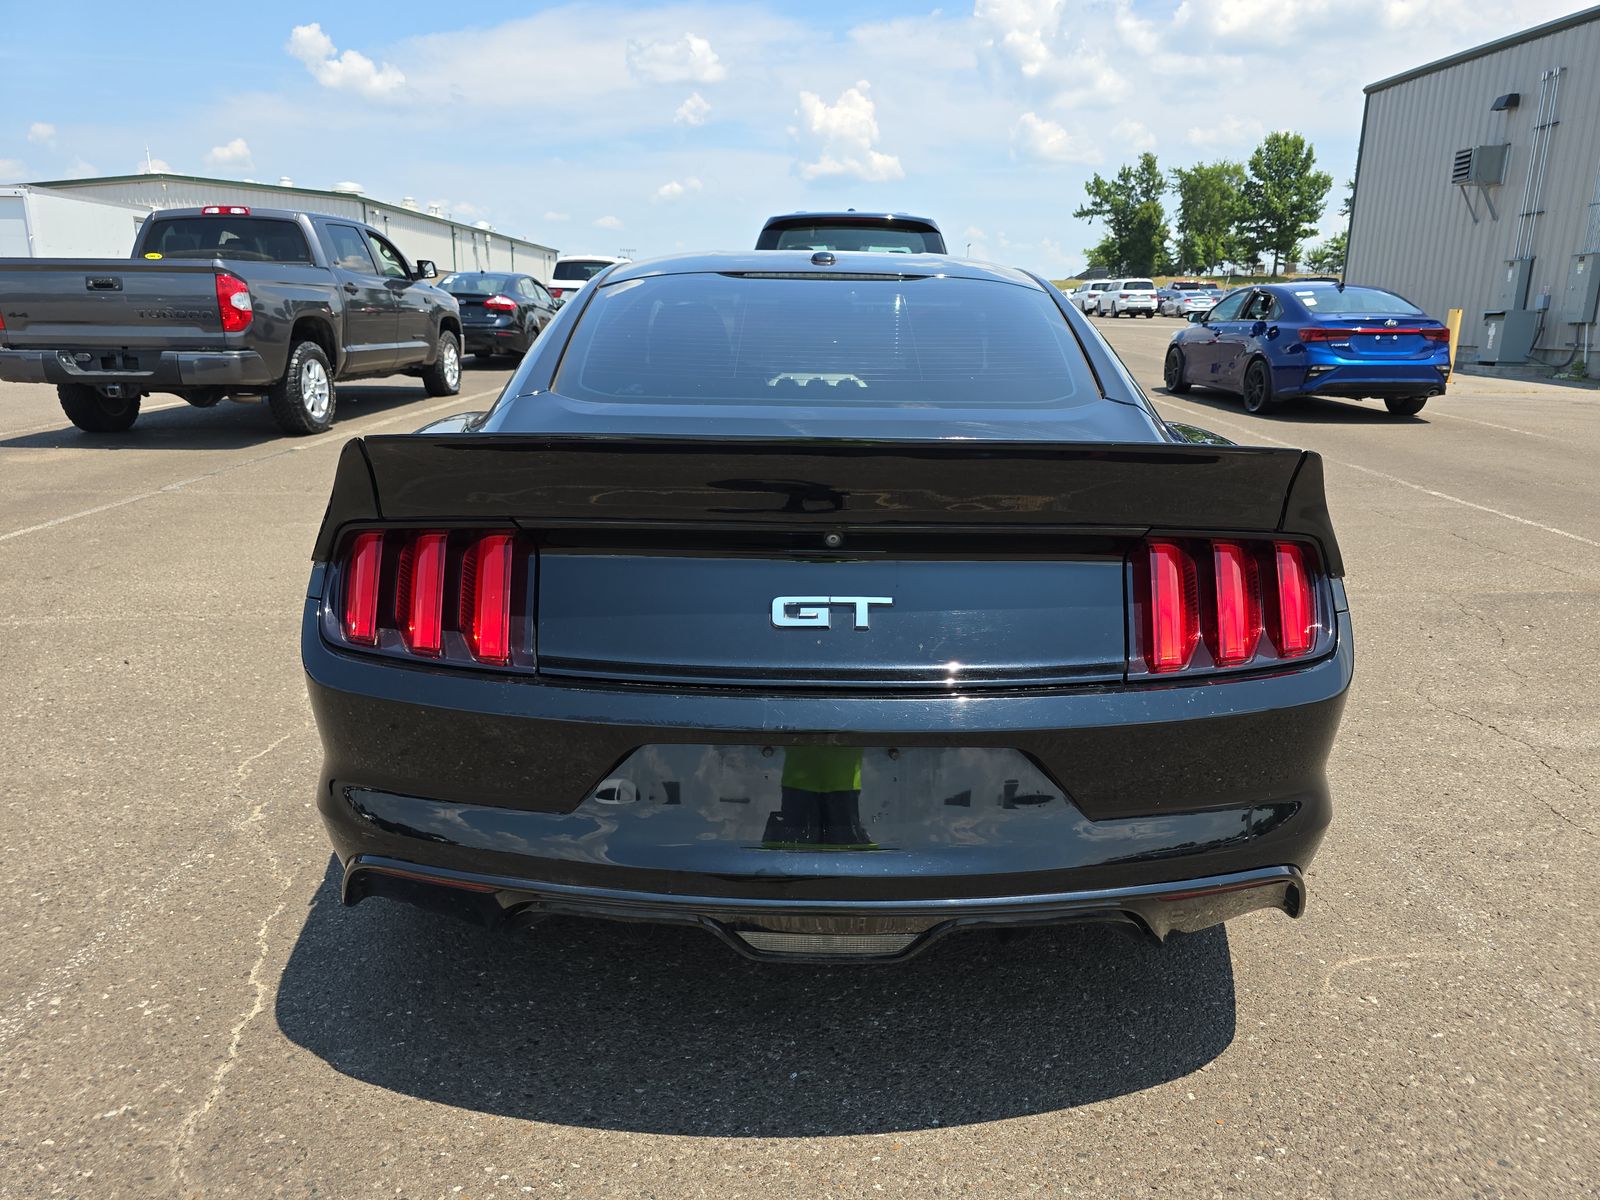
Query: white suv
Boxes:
[
  {"xmin": 547, "ymin": 255, "xmax": 629, "ymax": 304},
  {"xmin": 1067, "ymin": 280, "xmax": 1113, "ymax": 312},
  {"xmin": 1096, "ymin": 278, "xmax": 1159, "ymax": 318}
]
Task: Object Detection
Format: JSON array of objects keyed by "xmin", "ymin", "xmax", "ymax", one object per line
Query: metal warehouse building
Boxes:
[
  {"xmin": 1348, "ymin": 6, "xmax": 1600, "ymax": 376},
  {"xmin": 0, "ymin": 173, "xmax": 557, "ymax": 281}
]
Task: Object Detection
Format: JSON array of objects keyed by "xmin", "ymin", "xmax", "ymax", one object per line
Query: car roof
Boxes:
[
  {"xmin": 604, "ymin": 250, "xmax": 1042, "ymax": 289},
  {"xmin": 760, "ymin": 211, "xmax": 941, "ymax": 230},
  {"xmin": 556, "ymin": 254, "xmax": 628, "ymax": 263}
]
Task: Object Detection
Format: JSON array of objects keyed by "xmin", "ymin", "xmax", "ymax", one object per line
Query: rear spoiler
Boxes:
[{"xmin": 314, "ymin": 434, "xmax": 1343, "ymax": 575}]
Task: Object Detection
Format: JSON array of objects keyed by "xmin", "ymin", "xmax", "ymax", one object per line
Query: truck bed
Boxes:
[{"xmin": 0, "ymin": 258, "xmax": 234, "ymax": 350}]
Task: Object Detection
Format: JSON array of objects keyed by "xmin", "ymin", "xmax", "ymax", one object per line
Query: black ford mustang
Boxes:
[{"xmin": 302, "ymin": 251, "xmax": 1352, "ymax": 962}]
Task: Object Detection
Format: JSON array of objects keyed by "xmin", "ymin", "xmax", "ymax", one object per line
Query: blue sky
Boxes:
[{"xmin": 0, "ymin": 1, "xmax": 1582, "ymax": 274}]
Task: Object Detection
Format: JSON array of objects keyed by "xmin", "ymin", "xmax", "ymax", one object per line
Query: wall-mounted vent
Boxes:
[{"xmin": 1451, "ymin": 143, "xmax": 1510, "ymax": 186}]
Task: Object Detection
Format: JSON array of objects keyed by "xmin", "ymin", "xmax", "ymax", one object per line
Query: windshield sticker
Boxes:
[{"xmin": 143, "ymin": 252, "xmax": 163, "ymax": 259}]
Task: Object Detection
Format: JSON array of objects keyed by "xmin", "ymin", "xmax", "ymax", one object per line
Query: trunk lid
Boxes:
[
  {"xmin": 1313, "ymin": 318, "xmax": 1444, "ymax": 358},
  {"xmin": 319, "ymin": 434, "xmax": 1338, "ymax": 690}
]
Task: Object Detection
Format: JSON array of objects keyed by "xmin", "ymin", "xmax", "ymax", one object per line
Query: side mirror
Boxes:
[
  {"xmin": 412, "ymin": 259, "xmax": 437, "ymax": 280},
  {"xmin": 1186, "ymin": 311, "xmax": 1208, "ymax": 323}
]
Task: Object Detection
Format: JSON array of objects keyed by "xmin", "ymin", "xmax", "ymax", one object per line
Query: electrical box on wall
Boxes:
[
  {"xmin": 1560, "ymin": 253, "xmax": 1600, "ymax": 325},
  {"xmin": 1494, "ymin": 258, "xmax": 1534, "ymax": 311}
]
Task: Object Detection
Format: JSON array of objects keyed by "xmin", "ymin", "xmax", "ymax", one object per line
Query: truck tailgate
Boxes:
[{"xmin": 0, "ymin": 259, "xmax": 230, "ymax": 350}]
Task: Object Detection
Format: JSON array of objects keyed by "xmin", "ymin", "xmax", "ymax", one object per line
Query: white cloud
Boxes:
[
  {"xmin": 1112, "ymin": 118, "xmax": 1156, "ymax": 152},
  {"xmin": 0, "ymin": 158, "xmax": 26, "ymax": 181},
  {"xmin": 1013, "ymin": 111, "xmax": 1097, "ymax": 164},
  {"xmin": 543, "ymin": 211, "xmax": 571, "ymax": 222},
  {"xmin": 1186, "ymin": 116, "xmax": 1265, "ymax": 148},
  {"xmin": 64, "ymin": 158, "xmax": 97, "ymax": 179},
  {"xmin": 626, "ymin": 33, "xmax": 725, "ymax": 83},
  {"xmin": 796, "ymin": 80, "xmax": 903, "ymax": 182},
  {"xmin": 673, "ymin": 91, "xmax": 711, "ymax": 127},
  {"xmin": 205, "ymin": 138, "xmax": 253, "ymax": 170},
  {"xmin": 654, "ymin": 177, "xmax": 703, "ymax": 202},
  {"xmin": 137, "ymin": 156, "xmax": 173, "ymax": 175},
  {"xmin": 975, "ymin": 0, "xmax": 1063, "ymax": 77},
  {"xmin": 26, "ymin": 122, "xmax": 56, "ymax": 145},
  {"xmin": 593, "ymin": 215, "xmax": 623, "ymax": 229},
  {"xmin": 286, "ymin": 23, "xmax": 405, "ymax": 98}
]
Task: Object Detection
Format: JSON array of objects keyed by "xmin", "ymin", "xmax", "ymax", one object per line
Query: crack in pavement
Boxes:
[
  {"xmin": 1410, "ymin": 684, "xmax": 1593, "ymax": 836},
  {"xmin": 168, "ymin": 730, "xmax": 300, "ymax": 1194}
]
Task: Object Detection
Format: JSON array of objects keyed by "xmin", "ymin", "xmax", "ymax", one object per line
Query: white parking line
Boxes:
[
  {"xmin": 0, "ymin": 387, "xmax": 501, "ymax": 545},
  {"xmin": 1160, "ymin": 403, "xmax": 1600, "ymax": 551}
]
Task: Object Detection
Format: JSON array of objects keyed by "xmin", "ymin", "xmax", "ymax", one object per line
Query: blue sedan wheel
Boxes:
[
  {"xmin": 1163, "ymin": 346, "xmax": 1191, "ymax": 393},
  {"xmin": 1242, "ymin": 359, "xmax": 1279, "ymax": 414}
]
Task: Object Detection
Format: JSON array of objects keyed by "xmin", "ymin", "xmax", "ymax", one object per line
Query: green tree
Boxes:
[
  {"xmin": 1169, "ymin": 160, "xmax": 1246, "ymax": 273},
  {"xmin": 1338, "ymin": 177, "xmax": 1355, "ymax": 219},
  {"xmin": 1237, "ymin": 132, "xmax": 1333, "ymax": 276},
  {"xmin": 1304, "ymin": 230, "xmax": 1347, "ymax": 275},
  {"xmin": 1073, "ymin": 152, "xmax": 1170, "ymax": 276}
]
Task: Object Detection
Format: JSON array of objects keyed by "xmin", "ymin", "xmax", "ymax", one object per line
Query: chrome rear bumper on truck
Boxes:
[{"xmin": 0, "ymin": 348, "xmax": 272, "ymax": 390}]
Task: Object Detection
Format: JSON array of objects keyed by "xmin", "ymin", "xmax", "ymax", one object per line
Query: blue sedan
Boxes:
[{"xmin": 1163, "ymin": 282, "xmax": 1451, "ymax": 416}]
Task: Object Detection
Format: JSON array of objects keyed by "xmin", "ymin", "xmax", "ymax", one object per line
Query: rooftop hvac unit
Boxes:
[{"xmin": 1451, "ymin": 143, "xmax": 1510, "ymax": 186}]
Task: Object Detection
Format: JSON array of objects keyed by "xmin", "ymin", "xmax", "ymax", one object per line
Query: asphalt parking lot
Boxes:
[{"xmin": 1, "ymin": 323, "xmax": 1596, "ymax": 1199}]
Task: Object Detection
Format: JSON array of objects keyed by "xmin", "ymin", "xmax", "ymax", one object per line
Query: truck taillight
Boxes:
[
  {"xmin": 1133, "ymin": 537, "xmax": 1326, "ymax": 677},
  {"xmin": 333, "ymin": 528, "xmax": 525, "ymax": 669},
  {"xmin": 483, "ymin": 294, "xmax": 517, "ymax": 312},
  {"xmin": 215, "ymin": 272, "xmax": 253, "ymax": 333}
]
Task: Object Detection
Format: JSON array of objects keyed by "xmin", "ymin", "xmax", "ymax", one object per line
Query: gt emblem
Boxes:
[{"xmin": 771, "ymin": 596, "xmax": 893, "ymax": 629}]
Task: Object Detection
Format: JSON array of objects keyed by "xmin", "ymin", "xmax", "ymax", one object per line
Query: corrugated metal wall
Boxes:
[
  {"xmin": 24, "ymin": 177, "xmax": 558, "ymax": 282},
  {"xmin": 1348, "ymin": 16, "xmax": 1600, "ymax": 359}
]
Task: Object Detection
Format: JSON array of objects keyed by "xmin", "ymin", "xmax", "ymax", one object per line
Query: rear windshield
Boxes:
[
  {"xmin": 555, "ymin": 272, "xmax": 1091, "ymax": 410},
  {"xmin": 1299, "ymin": 286, "xmax": 1423, "ymax": 316},
  {"xmin": 764, "ymin": 224, "xmax": 940, "ymax": 253},
  {"xmin": 440, "ymin": 273, "xmax": 515, "ymax": 294},
  {"xmin": 554, "ymin": 259, "xmax": 614, "ymax": 281},
  {"xmin": 1124, "ymin": 280, "xmax": 1156, "ymax": 290},
  {"xmin": 141, "ymin": 217, "xmax": 312, "ymax": 263}
]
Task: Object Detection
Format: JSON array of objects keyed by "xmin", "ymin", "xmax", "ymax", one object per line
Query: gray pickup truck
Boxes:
[{"xmin": 0, "ymin": 205, "xmax": 463, "ymax": 435}]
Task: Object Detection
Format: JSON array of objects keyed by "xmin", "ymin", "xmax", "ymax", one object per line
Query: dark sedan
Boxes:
[
  {"xmin": 1164, "ymin": 282, "xmax": 1450, "ymax": 415},
  {"xmin": 302, "ymin": 251, "xmax": 1352, "ymax": 963},
  {"xmin": 438, "ymin": 271, "xmax": 559, "ymax": 360}
]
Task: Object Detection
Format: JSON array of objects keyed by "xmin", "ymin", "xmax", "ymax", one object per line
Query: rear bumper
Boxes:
[
  {"xmin": 1282, "ymin": 360, "xmax": 1449, "ymax": 399},
  {"xmin": 304, "ymin": 598, "xmax": 1351, "ymax": 955},
  {"xmin": 345, "ymin": 855, "xmax": 1307, "ymax": 961},
  {"xmin": 0, "ymin": 347, "xmax": 273, "ymax": 390},
  {"xmin": 462, "ymin": 326, "xmax": 525, "ymax": 352}
]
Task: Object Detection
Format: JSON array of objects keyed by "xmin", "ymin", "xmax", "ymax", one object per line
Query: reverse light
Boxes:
[
  {"xmin": 483, "ymin": 294, "xmax": 518, "ymax": 312},
  {"xmin": 201, "ymin": 205, "xmax": 250, "ymax": 215},
  {"xmin": 397, "ymin": 532, "xmax": 448, "ymax": 656},
  {"xmin": 460, "ymin": 533, "xmax": 514, "ymax": 663},
  {"xmin": 1272, "ymin": 542, "xmax": 1315, "ymax": 658},
  {"xmin": 1144, "ymin": 541, "xmax": 1199, "ymax": 673},
  {"xmin": 215, "ymin": 272, "xmax": 253, "ymax": 333},
  {"xmin": 342, "ymin": 531, "xmax": 383, "ymax": 645},
  {"xmin": 1208, "ymin": 542, "xmax": 1263, "ymax": 666}
]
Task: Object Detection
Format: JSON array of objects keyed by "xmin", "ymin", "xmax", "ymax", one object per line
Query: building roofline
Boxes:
[
  {"xmin": 21, "ymin": 171, "xmax": 556, "ymax": 254},
  {"xmin": 1365, "ymin": 5, "xmax": 1600, "ymax": 93}
]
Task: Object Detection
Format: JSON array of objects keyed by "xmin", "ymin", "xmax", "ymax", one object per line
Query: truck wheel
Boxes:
[
  {"xmin": 268, "ymin": 340, "xmax": 336, "ymax": 435},
  {"xmin": 422, "ymin": 330, "xmax": 462, "ymax": 397},
  {"xmin": 58, "ymin": 384, "xmax": 140, "ymax": 433}
]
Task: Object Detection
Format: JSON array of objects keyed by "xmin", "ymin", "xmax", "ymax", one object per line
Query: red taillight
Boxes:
[
  {"xmin": 1298, "ymin": 326, "xmax": 1349, "ymax": 343},
  {"xmin": 1120, "ymin": 292, "xmax": 1131, "ymax": 299},
  {"xmin": 460, "ymin": 533, "xmax": 514, "ymax": 664},
  {"xmin": 1208, "ymin": 542, "xmax": 1262, "ymax": 666},
  {"xmin": 201, "ymin": 205, "xmax": 250, "ymax": 215},
  {"xmin": 1272, "ymin": 541, "xmax": 1315, "ymax": 658},
  {"xmin": 1418, "ymin": 327, "xmax": 1450, "ymax": 342},
  {"xmin": 483, "ymin": 294, "xmax": 517, "ymax": 312},
  {"xmin": 1144, "ymin": 541, "xmax": 1199, "ymax": 673},
  {"xmin": 397, "ymin": 532, "xmax": 448, "ymax": 656},
  {"xmin": 215, "ymin": 272, "xmax": 253, "ymax": 333},
  {"xmin": 343, "ymin": 531, "xmax": 383, "ymax": 645},
  {"xmin": 548, "ymin": 287, "xmax": 566, "ymax": 299}
]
